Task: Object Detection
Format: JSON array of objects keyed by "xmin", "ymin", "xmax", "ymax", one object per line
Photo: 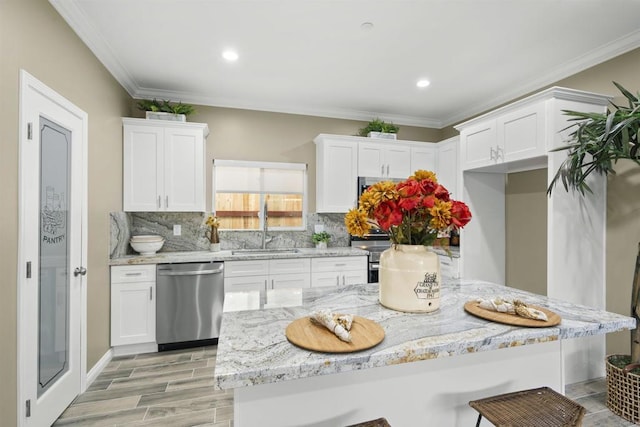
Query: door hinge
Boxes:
[
  {"xmin": 26, "ymin": 261, "xmax": 31, "ymax": 279},
  {"xmin": 25, "ymin": 399, "xmax": 31, "ymax": 417},
  {"xmin": 27, "ymin": 123, "xmax": 33, "ymax": 140}
]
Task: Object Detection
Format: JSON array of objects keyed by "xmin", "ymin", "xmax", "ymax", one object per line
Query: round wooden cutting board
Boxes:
[
  {"xmin": 285, "ymin": 316, "xmax": 385, "ymax": 353},
  {"xmin": 464, "ymin": 301, "xmax": 561, "ymax": 327}
]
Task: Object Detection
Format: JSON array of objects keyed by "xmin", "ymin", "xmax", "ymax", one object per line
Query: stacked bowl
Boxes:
[{"xmin": 130, "ymin": 235, "xmax": 165, "ymax": 255}]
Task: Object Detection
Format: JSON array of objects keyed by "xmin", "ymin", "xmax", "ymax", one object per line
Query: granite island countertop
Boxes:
[
  {"xmin": 213, "ymin": 280, "xmax": 635, "ymax": 390},
  {"xmin": 109, "ymin": 247, "xmax": 368, "ymax": 265}
]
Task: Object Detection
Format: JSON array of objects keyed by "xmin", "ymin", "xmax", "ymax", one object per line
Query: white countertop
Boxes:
[
  {"xmin": 109, "ymin": 247, "xmax": 368, "ymax": 265},
  {"xmin": 213, "ymin": 279, "xmax": 635, "ymax": 390}
]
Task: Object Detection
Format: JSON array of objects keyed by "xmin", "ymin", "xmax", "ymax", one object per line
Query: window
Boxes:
[{"xmin": 212, "ymin": 160, "xmax": 307, "ymax": 230}]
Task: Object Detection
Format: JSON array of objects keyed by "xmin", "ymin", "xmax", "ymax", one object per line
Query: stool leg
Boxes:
[{"xmin": 475, "ymin": 414, "xmax": 482, "ymax": 427}]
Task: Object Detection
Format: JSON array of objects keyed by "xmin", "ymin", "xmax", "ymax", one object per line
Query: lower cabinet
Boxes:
[
  {"xmin": 438, "ymin": 255, "xmax": 460, "ymax": 279},
  {"xmin": 311, "ymin": 256, "xmax": 367, "ymax": 287},
  {"xmin": 224, "ymin": 258, "xmax": 311, "ymax": 295},
  {"xmin": 110, "ymin": 265, "xmax": 156, "ymax": 353}
]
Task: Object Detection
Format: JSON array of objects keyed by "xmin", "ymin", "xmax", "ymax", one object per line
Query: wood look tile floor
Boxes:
[
  {"xmin": 54, "ymin": 346, "xmax": 232, "ymax": 426},
  {"xmin": 54, "ymin": 345, "xmax": 634, "ymax": 426}
]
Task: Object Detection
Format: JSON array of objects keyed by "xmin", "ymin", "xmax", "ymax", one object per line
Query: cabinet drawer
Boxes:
[
  {"xmin": 269, "ymin": 258, "xmax": 310, "ymax": 275},
  {"xmin": 270, "ymin": 273, "xmax": 311, "ymax": 289},
  {"xmin": 225, "ymin": 276, "xmax": 267, "ymax": 293},
  {"xmin": 225, "ymin": 260, "xmax": 270, "ymax": 277},
  {"xmin": 111, "ymin": 265, "xmax": 156, "ymax": 283},
  {"xmin": 311, "ymin": 256, "xmax": 367, "ymax": 272}
]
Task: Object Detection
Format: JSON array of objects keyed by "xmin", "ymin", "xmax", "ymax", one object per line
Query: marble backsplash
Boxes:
[{"xmin": 110, "ymin": 212, "xmax": 350, "ymax": 258}]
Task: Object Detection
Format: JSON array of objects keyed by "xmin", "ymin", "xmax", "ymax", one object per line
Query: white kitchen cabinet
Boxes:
[
  {"xmin": 314, "ymin": 135, "xmax": 358, "ymax": 212},
  {"xmin": 110, "ymin": 265, "xmax": 156, "ymax": 353},
  {"xmin": 224, "ymin": 258, "xmax": 311, "ymax": 294},
  {"xmin": 456, "ymin": 87, "xmax": 611, "ymax": 384},
  {"xmin": 311, "ymin": 256, "xmax": 367, "ymax": 287},
  {"xmin": 123, "ymin": 118, "xmax": 208, "ymax": 212},
  {"xmin": 358, "ymin": 141, "xmax": 411, "ymax": 178},
  {"xmin": 410, "ymin": 144, "xmax": 437, "ymax": 173},
  {"xmin": 435, "ymin": 136, "xmax": 459, "ymax": 197},
  {"xmin": 438, "ymin": 255, "xmax": 459, "ymax": 279},
  {"xmin": 460, "ymin": 102, "xmax": 546, "ymax": 171}
]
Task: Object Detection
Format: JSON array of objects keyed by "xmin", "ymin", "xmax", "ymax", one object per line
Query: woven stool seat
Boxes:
[
  {"xmin": 469, "ymin": 386, "xmax": 585, "ymax": 426},
  {"xmin": 346, "ymin": 417, "xmax": 391, "ymax": 427}
]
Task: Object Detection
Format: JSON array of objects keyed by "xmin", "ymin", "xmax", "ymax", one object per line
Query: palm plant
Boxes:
[
  {"xmin": 548, "ymin": 82, "xmax": 640, "ymax": 364},
  {"xmin": 548, "ymin": 82, "xmax": 640, "ymax": 195}
]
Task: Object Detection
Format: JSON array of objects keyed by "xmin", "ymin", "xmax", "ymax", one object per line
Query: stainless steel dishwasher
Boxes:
[{"xmin": 156, "ymin": 262, "xmax": 224, "ymax": 351}]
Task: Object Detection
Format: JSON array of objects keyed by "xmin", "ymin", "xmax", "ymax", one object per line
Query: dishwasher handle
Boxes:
[{"xmin": 157, "ymin": 268, "xmax": 223, "ymax": 277}]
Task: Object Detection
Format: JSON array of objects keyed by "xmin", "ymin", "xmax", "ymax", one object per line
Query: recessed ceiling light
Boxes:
[
  {"xmin": 361, "ymin": 22, "xmax": 374, "ymax": 31},
  {"xmin": 416, "ymin": 79, "xmax": 431, "ymax": 88},
  {"xmin": 222, "ymin": 50, "xmax": 239, "ymax": 62}
]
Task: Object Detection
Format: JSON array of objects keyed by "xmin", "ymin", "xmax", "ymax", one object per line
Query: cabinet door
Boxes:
[
  {"xmin": 358, "ymin": 142, "xmax": 385, "ymax": 177},
  {"xmin": 342, "ymin": 270, "xmax": 368, "ymax": 286},
  {"xmin": 384, "ymin": 145, "xmax": 411, "ymax": 178},
  {"xmin": 498, "ymin": 103, "xmax": 546, "ymax": 163},
  {"xmin": 315, "ymin": 139, "xmax": 358, "ymax": 213},
  {"xmin": 436, "ymin": 138, "xmax": 459, "ymax": 198},
  {"xmin": 225, "ymin": 276, "xmax": 267, "ymax": 293},
  {"xmin": 411, "ymin": 145, "xmax": 437, "ymax": 173},
  {"xmin": 461, "ymin": 120, "xmax": 497, "ymax": 171},
  {"xmin": 110, "ymin": 282, "xmax": 156, "ymax": 346},
  {"xmin": 163, "ymin": 127, "xmax": 206, "ymax": 211},
  {"xmin": 311, "ymin": 271, "xmax": 342, "ymax": 288},
  {"xmin": 123, "ymin": 124, "xmax": 164, "ymax": 211},
  {"xmin": 270, "ymin": 273, "xmax": 311, "ymax": 289}
]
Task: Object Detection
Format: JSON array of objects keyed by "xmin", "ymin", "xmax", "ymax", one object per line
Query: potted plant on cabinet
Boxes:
[
  {"xmin": 312, "ymin": 231, "xmax": 331, "ymax": 249},
  {"xmin": 547, "ymin": 82, "xmax": 640, "ymax": 423},
  {"xmin": 137, "ymin": 98, "xmax": 196, "ymax": 122},
  {"xmin": 358, "ymin": 118, "xmax": 400, "ymax": 140}
]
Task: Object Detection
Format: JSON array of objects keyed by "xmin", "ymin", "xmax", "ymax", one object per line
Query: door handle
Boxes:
[
  {"xmin": 157, "ymin": 195, "xmax": 161, "ymax": 209},
  {"xmin": 489, "ymin": 147, "xmax": 496, "ymax": 160},
  {"xmin": 150, "ymin": 286, "xmax": 153, "ymax": 300},
  {"xmin": 165, "ymin": 195, "xmax": 169, "ymax": 208},
  {"xmin": 73, "ymin": 266, "xmax": 87, "ymax": 277},
  {"xmin": 336, "ymin": 275, "xmax": 339, "ymax": 286},
  {"xmin": 386, "ymin": 165, "xmax": 389, "ymax": 176},
  {"xmin": 342, "ymin": 276, "xmax": 345, "ymax": 286}
]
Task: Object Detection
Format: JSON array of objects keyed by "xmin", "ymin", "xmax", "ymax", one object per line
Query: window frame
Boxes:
[{"xmin": 212, "ymin": 159, "xmax": 308, "ymax": 231}]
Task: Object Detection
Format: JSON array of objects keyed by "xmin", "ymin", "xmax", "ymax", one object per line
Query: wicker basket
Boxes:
[{"xmin": 606, "ymin": 354, "xmax": 640, "ymax": 423}]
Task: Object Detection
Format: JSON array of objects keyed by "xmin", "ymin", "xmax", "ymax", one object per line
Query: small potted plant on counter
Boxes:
[
  {"xmin": 358, "ymin": 118, "xmax": 400, "ymax": 139},
  {"xmin": 137, "ymin": 98, "xmax": 196, "ymax": 122},
  {"xmin": 312, "ymin": 231, "xmax": 331, "ymax": 249}
]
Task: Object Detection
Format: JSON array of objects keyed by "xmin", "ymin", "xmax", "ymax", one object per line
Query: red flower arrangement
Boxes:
[{"xmin": 345, "ymin": 170, "xmax": 471, "ymax": 246}]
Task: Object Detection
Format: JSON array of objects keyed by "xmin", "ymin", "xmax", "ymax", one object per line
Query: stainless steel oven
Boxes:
[{"xmin": 350, "ymin": 234, "xmax": 391, "ymax": 283}]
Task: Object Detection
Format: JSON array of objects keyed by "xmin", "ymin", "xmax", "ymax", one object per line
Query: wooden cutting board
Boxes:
[
  {"xmin": 285, "ymin": 316, "xmax": 385, "ymax": 353},
  {"xmin": 464, "ymin": 301, "xmax": 561, "ymax": 327}
]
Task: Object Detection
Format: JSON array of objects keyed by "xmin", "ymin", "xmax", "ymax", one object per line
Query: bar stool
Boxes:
[
  {"xmin": 346, "ymin": 417, "xmax": 391, "ymax": 427},
  {"xmin": 469, "ymin": 386, "xmax": 585, "ymax": 426}
]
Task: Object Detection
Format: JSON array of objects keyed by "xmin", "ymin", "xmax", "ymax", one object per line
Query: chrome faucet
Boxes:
[{"xmin": 261, "ymin": 201, "xmax": 269, "ymax": 249}]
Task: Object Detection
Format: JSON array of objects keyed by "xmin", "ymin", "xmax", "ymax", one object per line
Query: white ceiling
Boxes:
[{"xmin": 50, "ymin": 0, "xmax": 640, "ymax": 128}]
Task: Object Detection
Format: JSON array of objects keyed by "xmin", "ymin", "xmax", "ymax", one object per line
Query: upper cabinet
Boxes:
[
  {"xmin": 459, "ymin": 101, "xmax": 546, "ymax": 172},
  {"xmin": 358, "ymin": 141, "xmax": 411, "ymax": 178},
  {"xmin": 435, "ymin": 136, "xmax": 459, "ymax": 198},
  {"xmin": 314, "ymin": 134, "xmax": 446, "ymax": 213},
  {"xmin": 314, "ymin": 134, "xmax": 358, "ymax": 213},
  {"xmin": 123, "ymin": 118, "xmax": 209, "ymax": 212}
]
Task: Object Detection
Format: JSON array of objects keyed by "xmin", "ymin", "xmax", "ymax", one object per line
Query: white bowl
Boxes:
[
  {"xmin": 130, "ymin": 239, "xmax": 164, "ymax": 255},
  {"xmin": 130, "ymin": 234, "xmax": 164, "ymax": 242}
]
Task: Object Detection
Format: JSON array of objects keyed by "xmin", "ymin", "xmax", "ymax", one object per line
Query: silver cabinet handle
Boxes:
[
  {"xmin": 335, "ymin": 263, "xmax": 346, "ymax": 267},
  {"xmin": 271, "ymin": 279, "xmax": 274, "ymax": 289},
  {"xmin": 342, "ymin": 276, "xmax": 345, "ymax": 286},
  {"xmin": 489, "ymin": 147, "xmax": 495, "ymax": 160},
  {"xmin": 150, "ymin": 286, "xmax": 153, "ymax": 300},
  {"xmin": 381, "ymin": 165, "xmax": 384, "ymax": 176},
  {"xmin": 165, "ymin": 195, "xmax": 169, "ymax": 208},
  {"xmin": 386, "ymin": 165, "xmax": 389, "ymax": 176},
  {"xmin": 264, "ymin": 279, "xmax": 268, "ymax": 290},
  {"xmin": 125, "ymin": 272, "xmax": 142, "ymax": 276},
  {"xmin": 336, "ymin": 275, "xmax": 339, "ymax": 286},
  {"xmin": 496, "ymin": 145, "xmax": 504, "ymax": 160},
  {"xmin": 157, "ymin": 195, "xmax": 161, "ymax": 209}
]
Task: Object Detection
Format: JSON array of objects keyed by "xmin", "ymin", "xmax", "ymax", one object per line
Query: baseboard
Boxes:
[{"xmin": 84, "ymin": 348, "xmax": 113, "ymax": 391}]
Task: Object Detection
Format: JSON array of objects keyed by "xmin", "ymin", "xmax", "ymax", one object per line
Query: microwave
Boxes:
[{"xmin": 357, "ymin": 176, "xmax": 403, "ymax": 199}]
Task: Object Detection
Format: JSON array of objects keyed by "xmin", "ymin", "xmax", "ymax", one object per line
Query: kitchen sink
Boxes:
[{"xmin": 231, "ymin": 248, "xmax": 300, "ymax": 255}]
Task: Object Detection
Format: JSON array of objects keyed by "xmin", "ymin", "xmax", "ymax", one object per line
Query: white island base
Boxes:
[{"xmin": 234, "ymin": 341, "xmax": 562, "ymax": 427}]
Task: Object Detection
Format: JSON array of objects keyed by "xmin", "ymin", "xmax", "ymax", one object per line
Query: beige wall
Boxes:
[
  {"xmin": 505, "ymin": 169, "xmax": 548, "ymax": 297},
  {"xmin": 0, "ymin": 0, "xmax": 131, "ymax": 424}
]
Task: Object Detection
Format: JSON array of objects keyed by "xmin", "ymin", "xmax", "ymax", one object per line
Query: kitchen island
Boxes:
[{"xmin": 214, "ymin": 280, "xmax": 634, "ymax": 427}]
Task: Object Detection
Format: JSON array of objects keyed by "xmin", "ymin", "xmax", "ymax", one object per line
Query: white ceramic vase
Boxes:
[
  {"xmin": 315, "ymin": 241, "xmax": 328, "ymax": 249},
  {"xmin": 209, "ymin": 242, "xmax": 221, "ymax": 252},
  {"xmin": 379, "ymin": 244, "xmax": 441, "ymax": 313}
]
